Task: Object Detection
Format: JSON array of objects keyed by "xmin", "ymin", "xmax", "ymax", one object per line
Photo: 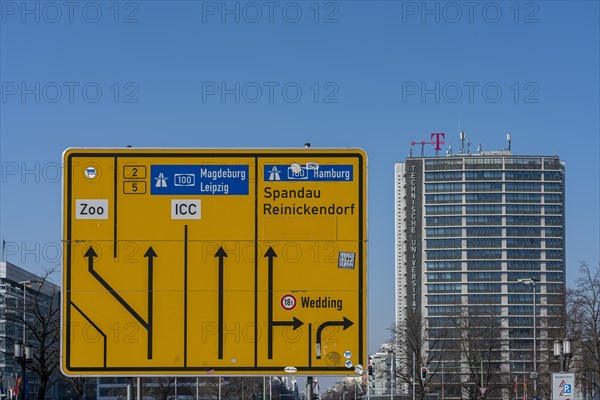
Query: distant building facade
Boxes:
[
  {"xmin": 0, "ymin": 261, "xmax": 61, "ymax": 399},
  {"xmin": 395, "ymin": 149, "xmax": 566, "ymax": 399}
]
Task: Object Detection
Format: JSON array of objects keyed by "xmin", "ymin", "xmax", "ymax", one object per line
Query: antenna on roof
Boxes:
[
  {"xmin": 447, "ymin": 142, "xmax": 453, "ymax": 156},
  {"xmin": 506, "ymin": 132, "xmax": 511, "ymax": 152},
  {"xmin": 477, "ymin": 144, "xmax": 483, "ymax": 154},
  {"xmin": 459, "ymin": 130, "xmax": 465, "ymax": 154}
]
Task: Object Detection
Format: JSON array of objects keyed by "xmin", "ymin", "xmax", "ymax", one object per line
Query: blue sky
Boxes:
[{"xmin": 1, "ymin": 0, "xmax": 599, "ymax": 375}]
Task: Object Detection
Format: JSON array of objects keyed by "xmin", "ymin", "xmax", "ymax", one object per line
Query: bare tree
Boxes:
[
  {"xmin": 567, "ymin": 262, "xmax": 600, "ymax": 398},
  {"xmin": 1, "ymin": 268, "xmax": 61, "ymax": 400},
  {"xmin": 390, "ymin": 310, "xmax": 446, "ymax": 399}
]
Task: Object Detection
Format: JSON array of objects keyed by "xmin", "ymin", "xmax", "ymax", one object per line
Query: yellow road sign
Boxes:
[{"xmin": 62, "ymin": 148, "xmax": 367, "ymax": 376}]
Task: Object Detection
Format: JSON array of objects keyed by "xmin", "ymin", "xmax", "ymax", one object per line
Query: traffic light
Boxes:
[{"xmin": 421, "ymin": 367, "xmax": 427, "ymax": 380}]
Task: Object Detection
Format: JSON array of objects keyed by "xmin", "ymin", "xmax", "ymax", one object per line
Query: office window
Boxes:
[
  {"xmin": 505, "ymin": 158, "xmax": 542, "ymax": 169},
  {"xmin": 468, "ymin": 294, "xmax": 500, "ymax": 304},
  {"xmin": 544, "ymin": 227, "xmax": 563, "ymax": 237},
  {"xmin": 467, "ymin": 238, "xmax": 502, "ymax": 248},
  {"xmin": 467, "ymin": 272, "xmax": 501, "ymax": 281},
  {"xmin": 464, "ymin": 157, "xmax": 503, "ymax": 169},
  {"xmin": 427, "ymin": 239, "xmax": 462, "ymax": 249},
  {"xmin": 507, "ymin": 250, "xmax": 541, "ymax": 259},
  {"xmin": 544, "ymin": 194, "xmax": 562, "ymax": 203},
  {"xmin": 425, "ymin": 158, "xmax": 464, "ymax": 170},
  {"xmin": 467, "ymin": 261, "xmax": 501, "ymax": 271},
  {"xmin": 544, "ymin": 158, "xmax": 562, "ymax": 170},
  {"xmin": 546, "ymin": 261, "xmax": 563, "ymax": 271},
  {"xmin": 507, "ymin": 261, "xmax": 540, "ymax": 271},
  {"xmin": 428, "ymin": 272, "xmax": 462, "ymax": 282},
  {"xmin": 466, "ymin": 216, "xmax": 502, "ymax": 225},
  {"xmin": 428, "ymin": 283, "xmax": 462, "ymax": 293},
  {"xmin": 546, "ymin": 272, "xmax": 564, "ymax": 282},
  {"xmin": 467, "ymin": 227, "xmax": 502, "ymax": 237},
  {"xmin": 509, "ymin": 317, "xmax": 533, "ymax": 326},
  {"xmin": 505, "ymin": 182, "xmax": 542, "ymax": 192},
  {"xmin": 544, "ymin": 183, "xmax": 563, "ymax": 192},
  {"xmin": 426, "ymin": 205, "xmax": 463, "ymax": 215},
  {"xmin": 467, "ymin": 249, "xmax": 502, "ymax": 259},
  {"xmin": 508, "ymin": 272, "xmax": 541, "ymax": 282},
  {"xmin": 506, "ymin": 238, "xmax": 541, "ymax": 248},
  {"xmin": 426, "ymin": 228, "xmax": 462, "ymax": 237},
  {"xmin": 546, "ymin": 283, "xmax": 565, "ymax": 293},
  {"xmin": 546, "ymin": 250, "xmax": 564, "ymax": 260},
  {"xmin": 506, "ymin": 227, "xmax": 541, "ymax": 237},
  {"xmin": 427, "ymin": 261, "xmax": 462, "ymax": 271},
  {"xmin": 544, "ymin": 205, "xmax": 563, "ymax": 215},
  {"xmin": 425, "ymin": 183, "xmax": 464, "ymax": 192},
  {"xmin": 465, "ymin": 171, "xmax": 503, "ymax": 180},
  {"xmin": 466, "ymin": 204, "xmax": 502, "ymax": 214},
  {"xmin": 506, "ymin": 205, "xmax": 542, "ymax": 214},
  {"xmin": 428, "ymin": 306, "xmax": 461, "ymax": 316},
  {"xmin": 506, "ymin": 193, "xmax": 542, "ymax": 203},
  {"xmin": 508, "ymin": 294, "xmax": 533, "ymax": 304},
  {"xmin": 428, "ymin": 295, "xmax": 461, "ymax": 304},
  {"xmin": 465, "ymin": 193, "xmax": 502, "ymax": 203},
  {"xmin": 509, "ymin": 306, "xmax": 534, "ymax": 315},
  {"xmin": 544, "ymin": 171, "xmax": 563, "ymax": 180},
  {"xmin": 505, "ymin": 171, "xmax": 542, "ymax": 180},
  {"xmin": 545, "ymin": 239, "xmax": 563, "ymax": 249},
  {"xmin": 425, "ymin": 171, "xmax": 463, "ymax": 181},
  {"xmin": 426, "ymin": 194, "xmax": 463, "ymax": 204},
  {"xmin": 544, "ymin": 217, "xmax": 563, "ymax": 226},
  {"xmin": 506, "ymin": 216, "xmax": 541, "ymax": 225},
  {"xmin": 468, "ymin": 283, "xmax": 501, "ymax": 293},
  {"xmin": 466, "ymin": 182, "xmax": 503, "ymax": 191},
  {"xmin": 426, "ymin": 216, "xmax": 463, "ymax": 226},
  {"xmin": 427, "ymin": 250, "xmax": 462, "ymax": 260}
]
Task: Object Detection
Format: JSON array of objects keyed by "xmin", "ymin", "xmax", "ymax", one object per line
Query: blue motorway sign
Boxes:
[
  {"xmin": 151, "ymin": 165, "xmax": 249, "ymax": 195},
  {"xmin": 264, "ymin": 163, "xmax": 353, "ymax": 182}
]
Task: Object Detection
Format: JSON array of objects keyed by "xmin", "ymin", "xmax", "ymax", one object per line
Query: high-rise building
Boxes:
[{"xmin": 395, "ymin": 147, "xmax": 566, "ymax": 399}]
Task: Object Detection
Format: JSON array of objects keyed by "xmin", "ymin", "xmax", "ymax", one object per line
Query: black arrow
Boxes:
[
  {"xmin": 144, "ymin": 247, "xmax": 157, "ymax": 360},
  {"xmin": 215, "ymin": 247, "xmax": 228, "ymax": 359},
  {"xmin": 315, "ymin": 317, "xmax": 354, "ymax": 359},
  {"xmin": 85, "ymin": 246, "xmax": 151, "ymax": 356},
  {"xmin": 266, "ymin": 247, "xmax": 304, "ymax": 359},
  {"xmin": 272, "ymin": 317, "xmax": 304, "ymax": 330}
]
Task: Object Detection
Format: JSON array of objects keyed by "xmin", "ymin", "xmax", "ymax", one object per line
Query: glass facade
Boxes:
[{"xmin": 396, "ymin": 154, "xmax": 566, "ymax": 399}]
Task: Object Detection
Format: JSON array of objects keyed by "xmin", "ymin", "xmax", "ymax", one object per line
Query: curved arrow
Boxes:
[
  {"xmin": 266, "ymin": 247, "xmax": 304, "ymax": 359},
  {"xmin": 215, "ymin": 247, "xmax": 228, "ymax": 359},
  {"xmin": 315, "ymin": 317, "xmax": 354, "ymax": 359}
]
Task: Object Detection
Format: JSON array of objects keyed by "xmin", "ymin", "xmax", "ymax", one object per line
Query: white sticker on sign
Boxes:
[
  {"xmin": 172, "ymin": 200, "xmax": 201, "ymax": 219},
  {"xmin": 76, "ymin": 200, "xmax": 108, "ymax": 219}
]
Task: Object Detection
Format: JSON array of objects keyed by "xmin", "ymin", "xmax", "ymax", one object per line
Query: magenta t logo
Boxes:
[{"xmin": 431, "ymin": 133, "xmax": 445, "ymax": 150}]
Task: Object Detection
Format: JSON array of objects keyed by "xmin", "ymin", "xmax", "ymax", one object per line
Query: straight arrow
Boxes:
[
  {"xmin": 215, "ymin": 247, "xmax": 228, "ymax": 359},
  {"xmin": 144, "ymin": 246, "xmax": 157, "ymax": 360},
  {"xmin": 315, "ymin": 317, "xmax": 354, "ymax": 359}
]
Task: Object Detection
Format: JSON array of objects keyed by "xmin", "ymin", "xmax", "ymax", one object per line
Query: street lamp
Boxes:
[
  {"xmin": 14, "ymin": 342, "xmax": 33, "ymax": 400},
  {"xmin": 553, "ymin": 338, "xmax": 573, "ymax": 372},
  {"xmin": 517, "ymin": 278, "xmax": 538, "ymax": 398},
  {"xmin": 17, "ymin": 279, "xmax": 42, "ymax": 400}
]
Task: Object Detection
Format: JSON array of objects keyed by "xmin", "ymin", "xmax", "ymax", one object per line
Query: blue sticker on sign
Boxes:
[
  {"xmin": 151, "ymin": 165, "xmax": 249, "ymax": 195},
  {"xmin": 264, "ymin": 163, "xmax": 353, "ymax": 182}
]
